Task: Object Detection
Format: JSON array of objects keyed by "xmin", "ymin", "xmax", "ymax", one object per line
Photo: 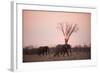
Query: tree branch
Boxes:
[{"xmin": 59, "ymin": 23, "xmax": 65, "ymax": 36}]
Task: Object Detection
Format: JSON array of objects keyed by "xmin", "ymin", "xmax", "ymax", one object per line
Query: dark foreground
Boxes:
[{"xmin": 23, "ymin": 47, "xmax": 91, "ymax": 62}]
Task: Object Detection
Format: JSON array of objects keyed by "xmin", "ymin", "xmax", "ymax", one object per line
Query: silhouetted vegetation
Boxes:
[
  {"xmin": 23, "ymin": 44, "xmax": 90, "ymax": 56},
  {"xmin": 23, "ymin": 44, "xmax": 91, "ymax": 62}
]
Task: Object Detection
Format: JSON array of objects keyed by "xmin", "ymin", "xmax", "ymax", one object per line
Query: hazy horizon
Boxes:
[{"xmin": 23, "ymin": 10, "xmax": 91, "ymax": 48}]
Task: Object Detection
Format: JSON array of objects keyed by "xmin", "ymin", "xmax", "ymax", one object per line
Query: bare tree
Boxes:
[{"xmin": 58, "ymin": 22, "xmax": 78, "ymax": 45}]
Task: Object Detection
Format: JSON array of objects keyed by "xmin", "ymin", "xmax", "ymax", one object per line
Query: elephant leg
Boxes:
[
  {"xmin": 69, "ymin": 49, "xmax": 72, "ymax": 56},
  {"xmin": 66, "ymin": 50, "xmax": 69, "ymax": 56},
  {"xmin": 63, "ymin": 52, "xmax": 65, "ymax": 56},
  {"xmin": 54, "ymin": 52, "xmax": 58, "ymax": 57}
]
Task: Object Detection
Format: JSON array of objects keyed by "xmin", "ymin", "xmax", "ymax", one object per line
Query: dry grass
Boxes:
[{"xmin": 23, "ymin": 50, "xmax": 91, "ymax": 62}]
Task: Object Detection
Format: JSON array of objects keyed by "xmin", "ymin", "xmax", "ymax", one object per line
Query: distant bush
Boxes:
[{"xmin": 23, "ymin": 44, "xmax": 91, "ymax": 56}]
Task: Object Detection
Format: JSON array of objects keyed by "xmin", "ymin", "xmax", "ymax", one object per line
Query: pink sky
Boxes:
[{"xmin": 23, "ymin": 10, "xmax": 91, "ymax": 47}]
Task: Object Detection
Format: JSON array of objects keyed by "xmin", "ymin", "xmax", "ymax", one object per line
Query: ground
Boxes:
[{"xmin": 23, "ymin": 49, "xmax": 91, "ymax": 62}]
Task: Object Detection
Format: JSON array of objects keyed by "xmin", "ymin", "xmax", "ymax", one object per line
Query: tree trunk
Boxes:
[{"xmin": 65, "ymin": 39, "xmax": 68, "ymax": 45}]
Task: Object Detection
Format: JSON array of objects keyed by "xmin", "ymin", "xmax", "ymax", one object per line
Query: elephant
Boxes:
[{"xmin": 53, "ymin": 44, "xmax": 72, "ymax": 57}]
